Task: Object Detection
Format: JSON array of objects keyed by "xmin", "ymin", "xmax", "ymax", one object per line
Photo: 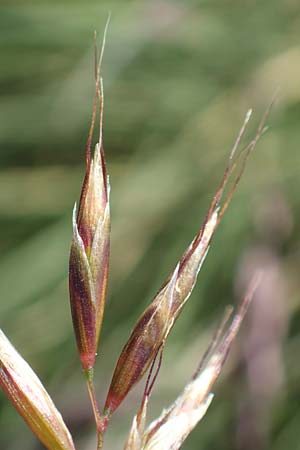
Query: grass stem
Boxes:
[{"xmin": 85, "ymin": 368, "xmax": 104, "ymax": 450}]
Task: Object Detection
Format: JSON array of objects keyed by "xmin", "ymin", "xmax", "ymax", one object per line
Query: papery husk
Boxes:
[{"xmin": 0, "ymin": 330, "xmax": 76, "ymax": 450}]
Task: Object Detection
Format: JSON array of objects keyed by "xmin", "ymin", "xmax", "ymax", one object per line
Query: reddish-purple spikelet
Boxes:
[
  {"xmin": 103, "ymin": 107, "xmax": 270, "ymax": 422},
  {"xmin": 69, "ymin": 44, "xmax": 110, "ymax": 371}
]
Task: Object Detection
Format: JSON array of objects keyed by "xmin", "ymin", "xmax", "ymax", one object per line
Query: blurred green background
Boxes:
[{"xmin": 0, "ymin": 1, "xmax": 300, "ymax": 449}]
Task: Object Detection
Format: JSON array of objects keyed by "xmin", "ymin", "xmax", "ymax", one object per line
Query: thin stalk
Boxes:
[{"xmin": 84, "ymin": 368, "xmax": 104, "ymax": 450}]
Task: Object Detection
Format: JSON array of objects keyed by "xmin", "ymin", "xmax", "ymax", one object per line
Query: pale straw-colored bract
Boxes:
[{"xmin": 0, "ymin": 330, "xmax": 76, "ymax": 450}]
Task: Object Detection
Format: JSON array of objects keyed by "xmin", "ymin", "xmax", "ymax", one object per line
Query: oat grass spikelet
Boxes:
[
  {"xmin": 69, "ymin": 24, "xmax": 110, "ymax": 373},
  {"xmin": 103, "ymin": 105, "xmax": 271, "ymax": 423}
]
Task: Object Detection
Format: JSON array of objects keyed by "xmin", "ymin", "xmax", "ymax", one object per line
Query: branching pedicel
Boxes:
[{"xmin": 0, "ymin": 24, "xmax": 272, "ymax": 450}]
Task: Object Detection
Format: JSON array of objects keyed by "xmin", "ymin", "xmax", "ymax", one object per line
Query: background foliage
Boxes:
[{"xmin": 0, "ymin": 1, "xmax": 300, "ymax": 449}]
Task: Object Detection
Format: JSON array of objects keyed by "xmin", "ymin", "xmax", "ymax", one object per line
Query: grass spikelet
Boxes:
[{"xmin": 103, "ymin": 107, "xmax": 271, "ymax": 423}]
